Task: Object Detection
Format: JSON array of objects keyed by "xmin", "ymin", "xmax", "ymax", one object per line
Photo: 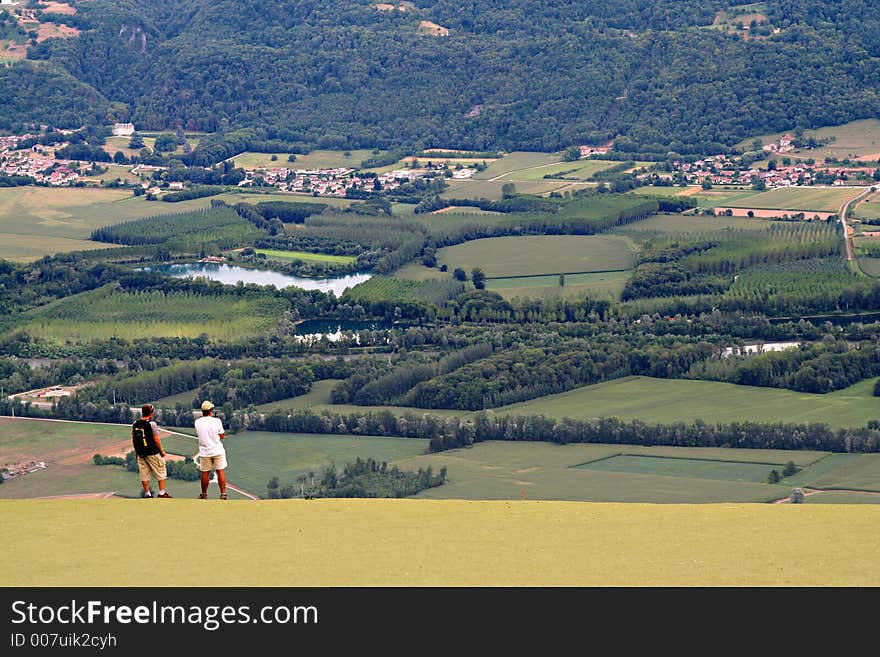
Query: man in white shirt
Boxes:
[{"xmin": 194, "ymin": 400, "xmax": 228, "ymax": 500}]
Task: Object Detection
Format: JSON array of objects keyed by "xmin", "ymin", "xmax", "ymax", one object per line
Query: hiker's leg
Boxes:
[
  {"xmin": 141, "ymin": 480, "xmax": 150, "ymax": 493},
  {"xmin": 158, "ymin": 478, "xmax": 166, "ymax": 493},
  {"xmin": 200, "ymin": 470, "xmax": 210, "ymax": 496},
  {"xmin": 216, "ymin": 469, "xmax": 227, "ymax": 495}
]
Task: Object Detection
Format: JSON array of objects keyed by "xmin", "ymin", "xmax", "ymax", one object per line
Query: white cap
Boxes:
[{"xmin": 201, "ymin": 400, "xmax": 215, "ymax": 411}]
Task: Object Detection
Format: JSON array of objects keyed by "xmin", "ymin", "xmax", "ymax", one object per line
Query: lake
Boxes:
[
  {"xmin": 294, "ymin": 319, "xmax": 399, "ymax": 342},
  {"xmin": 144, "ymin": 263, "xmax": 371, "ymax": 295}
]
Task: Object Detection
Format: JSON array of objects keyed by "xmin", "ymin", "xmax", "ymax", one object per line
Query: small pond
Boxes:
[{"xmin": 143, "ymin": 263, "xmax": 371, "ymax": 295}]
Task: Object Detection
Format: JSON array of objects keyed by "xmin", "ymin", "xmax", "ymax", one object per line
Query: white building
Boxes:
[{"xmin": 112, "ymin": 122, "xmax": 135, "ymax": 137}]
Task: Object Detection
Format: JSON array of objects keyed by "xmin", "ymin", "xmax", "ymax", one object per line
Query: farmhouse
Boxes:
[{"xmin": 112, "ymin": 122, "xmax": 135, "ymax": 137}]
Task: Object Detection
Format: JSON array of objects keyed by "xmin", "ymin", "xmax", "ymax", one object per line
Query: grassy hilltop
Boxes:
[{"xmin": 3, "ymin": 499, "xmax": 880, "ymax": 586}]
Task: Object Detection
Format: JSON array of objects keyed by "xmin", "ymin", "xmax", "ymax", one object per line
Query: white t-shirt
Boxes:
[{"xmin": 194, "ymin": 415, "xmax": 226, "ymax": 457}]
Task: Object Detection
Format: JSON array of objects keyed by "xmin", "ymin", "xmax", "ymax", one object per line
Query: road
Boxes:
[{"xmin": 838, "ymin": 187, "xmax": 873, "ymax": 261}]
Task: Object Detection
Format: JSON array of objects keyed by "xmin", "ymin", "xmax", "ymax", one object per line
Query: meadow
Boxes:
[
  {"xmin": 495, "ymin": 375, "xmax": 880, "ymax": 427},
  {"xmin": 471, "ymin": 151, "xmax": 564, "ymax": 180},
  {"xmin": 739, "ymin": 119, "xmax": 880, "ymax": 162},
  {"xmin": 854, "ymin": 195, "xmax": 880, "ymax": 221},
  {"xmin": 440, "ymin": 178, "xmax": 570, "ymax": 200},
  {"xmin": 19, "ymin": 284, "xmax": 288, "ymax": 343},
  {"xmin": 434, "ymin": 235, "xmax": 637, "ymax": 277},
  {"xmin": 487, "ymin": 270, "xmax": 631, "ymax": 301},
  {"xmin": 0, "ymin": 187, "xmax": 283, "ymax": 261},
  {"xmin": 254, "ymin": 248, "xmax": 357, "ymax": 264},
  {"xmin": 6, "ymin": 499, "xmax": 880, "ymax": 585},
  {"xmin": 394, "ymin": 441, "xmax": 802, "ymax": 503},
  {"xmin": 722, "ymin": 186, "xmax": 861, "ymax": 212},
  {"xmin": 615, "ymin": 212, "xmax": 771, "ymax": 234},
  {"xmin": 857, "ymin": 257, "xmax": 880, "ymax": 277},
  {"xmin": 228, "ymin": 150, "xmax": 383, "ymax": 170}
]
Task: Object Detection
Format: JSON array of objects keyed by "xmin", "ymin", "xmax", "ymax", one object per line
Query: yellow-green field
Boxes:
[
  {"xmin": 722, "ymin": 186, "xmax": 861, "ymax": 212},
  {"xmin": 254, "ymin": 249, "xmax": 357, "ymax": 264},
  {"xmin": 472, "ymin": 151, "xmax": 564, "ymax": 180},
  {"xmin": 4, "ymin": 499, "xmax": 880, "ymax": 585},
  {"xmin": 434, "ymin": 235, "xmax": 637, "ymax": 277}
]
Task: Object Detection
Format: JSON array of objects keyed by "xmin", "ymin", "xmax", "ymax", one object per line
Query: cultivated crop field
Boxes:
[
  {"xmin": 435, "ymin": 235, "xmax": 637, "ymax": 277},
  {"xmin": 496, "ymin": 375, "xmax": 880, "ymax": 428},
  {"xmin": 5, "ymin": 499, "xmax": 880, "ymax": 585},
  {"xmin": 509, "ymin": 159, "xmax": 618, "ymax": 181},
  {"xmin": 723, "ymin": 186, "xmax": 861, "ymax": 212},
  {"xmin": 254, "ymin": 249, "xmax": 357, "ymax": 264},
  {"xmin": 18, "ymin": 285, "xmax": 288, "ymax": 343}
]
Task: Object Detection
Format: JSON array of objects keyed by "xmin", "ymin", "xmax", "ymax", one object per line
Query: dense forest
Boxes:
[{"xmin": 3, "ymin": 0, "xmax": 879, "ymax": 154}]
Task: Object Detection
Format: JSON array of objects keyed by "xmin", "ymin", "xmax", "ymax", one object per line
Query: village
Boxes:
[{"xmin": 662, "ymin": 134, "xmax": 879, "ymax": 188}]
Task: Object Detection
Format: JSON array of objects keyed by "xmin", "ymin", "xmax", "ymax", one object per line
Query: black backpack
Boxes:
[{"xmin": 132, "ymin": 419, "xmax": 160, "ymax": 456}]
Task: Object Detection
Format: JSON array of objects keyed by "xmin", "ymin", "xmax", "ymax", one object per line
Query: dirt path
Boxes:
[{"xmin": 840, "ymin": 187, "xmax": 873, "ymax": 261}]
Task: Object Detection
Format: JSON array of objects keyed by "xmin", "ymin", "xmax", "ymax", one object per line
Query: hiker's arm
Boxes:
[{"xmin": 151, "ymin": 421, "xmax": 167, "ymax": 456}]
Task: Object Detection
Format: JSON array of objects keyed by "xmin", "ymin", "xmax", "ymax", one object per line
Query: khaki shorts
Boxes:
[
  {"xmin": 197, "ymin": 453, "xmax": 227, "ymax": 472},
  {"xmin": 137, "ymin": 454, "xmax": 167, "ymax": 482}
]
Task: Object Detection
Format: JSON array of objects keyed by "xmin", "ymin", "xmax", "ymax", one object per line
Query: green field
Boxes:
[
  {"xmin": 577, "ymin": 453, "xmax": 786, "ymax": 482},
  {"xmin": 740, "ymin": 119, "xmax": 880, "ymax": 163},
  {"xmin": 496, "ymin": 375, "xmax": 880, "ymax": 428},
  {"xmin": 854, "ymin": 195, "xmax": 880, "ymax": 220},
  {"xmin": 254, "ymin": 248, "xmax": 356, "ymax": 264},
  {"xmin": 721, "ymin": 186, "xmax": 860, "ymax": 212},
  {"xmin": 858, "ymin": 257, "xmax": 880, "ymax": 276},
  {"xmin": 471, "ymin": 151, "xmax": 564, "ymax": 180},
  {"xmin": 616, "ymin": 212, "xmax": 771, "ymax": 234},
  {"xmin": 160, "ymin": 430, "xmax": 429, "ymax": 495},
  {"xmin": 504, "ymin": 159, "xmax": 618, "ymax": 181},
  {"xmin": 487, "ymin": 270, "xmax": 631, "ymax": 301},
  {"xmin": 0, "ymin": 187, "xmax": 289, "ymax": 262},
  {"xmin": 18, "ymin": 284, "xmax": 287, "ymax": 343},
  {"xmin": 435, "ymin": 235, "xmax": 637, "ymax": 277},
  {"xmin": 394, "ymin": 442, "xmax": 796, "ymax": 503},
  {"xmin": 228, "ymin": 150, "xmax": 383, "ymax": 170},
  {"xmin": 246, "ymin": 374, "xmax": 880, "ymax": 430},
  {"xmin": 254, "ymin": 379, "xmax": 343, "ymax": 413},
  {"xmin": 802, "ymin": 491, "xmax": 880, "ymax": 503},
  {"xmin": 441, "ymin": 178, "xmax": 571, "ymax": 201}
]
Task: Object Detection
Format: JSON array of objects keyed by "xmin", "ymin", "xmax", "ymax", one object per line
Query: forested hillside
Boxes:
[{"xmin": 3, "ymin": 0, "xmax": 880, "ymax": 154}]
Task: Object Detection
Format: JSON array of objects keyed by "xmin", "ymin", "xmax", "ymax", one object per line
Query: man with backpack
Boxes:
[{"xmin": 132, "ymin": 403, "xmax": 172, "ymax": 498}]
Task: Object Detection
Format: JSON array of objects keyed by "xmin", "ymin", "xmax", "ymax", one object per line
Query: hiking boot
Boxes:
[
  {"xmin": 199, "ymin": 493, "xmax": 208, "ymax": 499},
  {"xmin": 143, "ymin": 491, "xmax": 152, "ymax": 498},
  {"xmin": 157, "ymin": 491, "xmax": 172, "ymax": 498},
  {"xmin": 219, "ymin": 493, "xmax": 227, "ymax": 500}
]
